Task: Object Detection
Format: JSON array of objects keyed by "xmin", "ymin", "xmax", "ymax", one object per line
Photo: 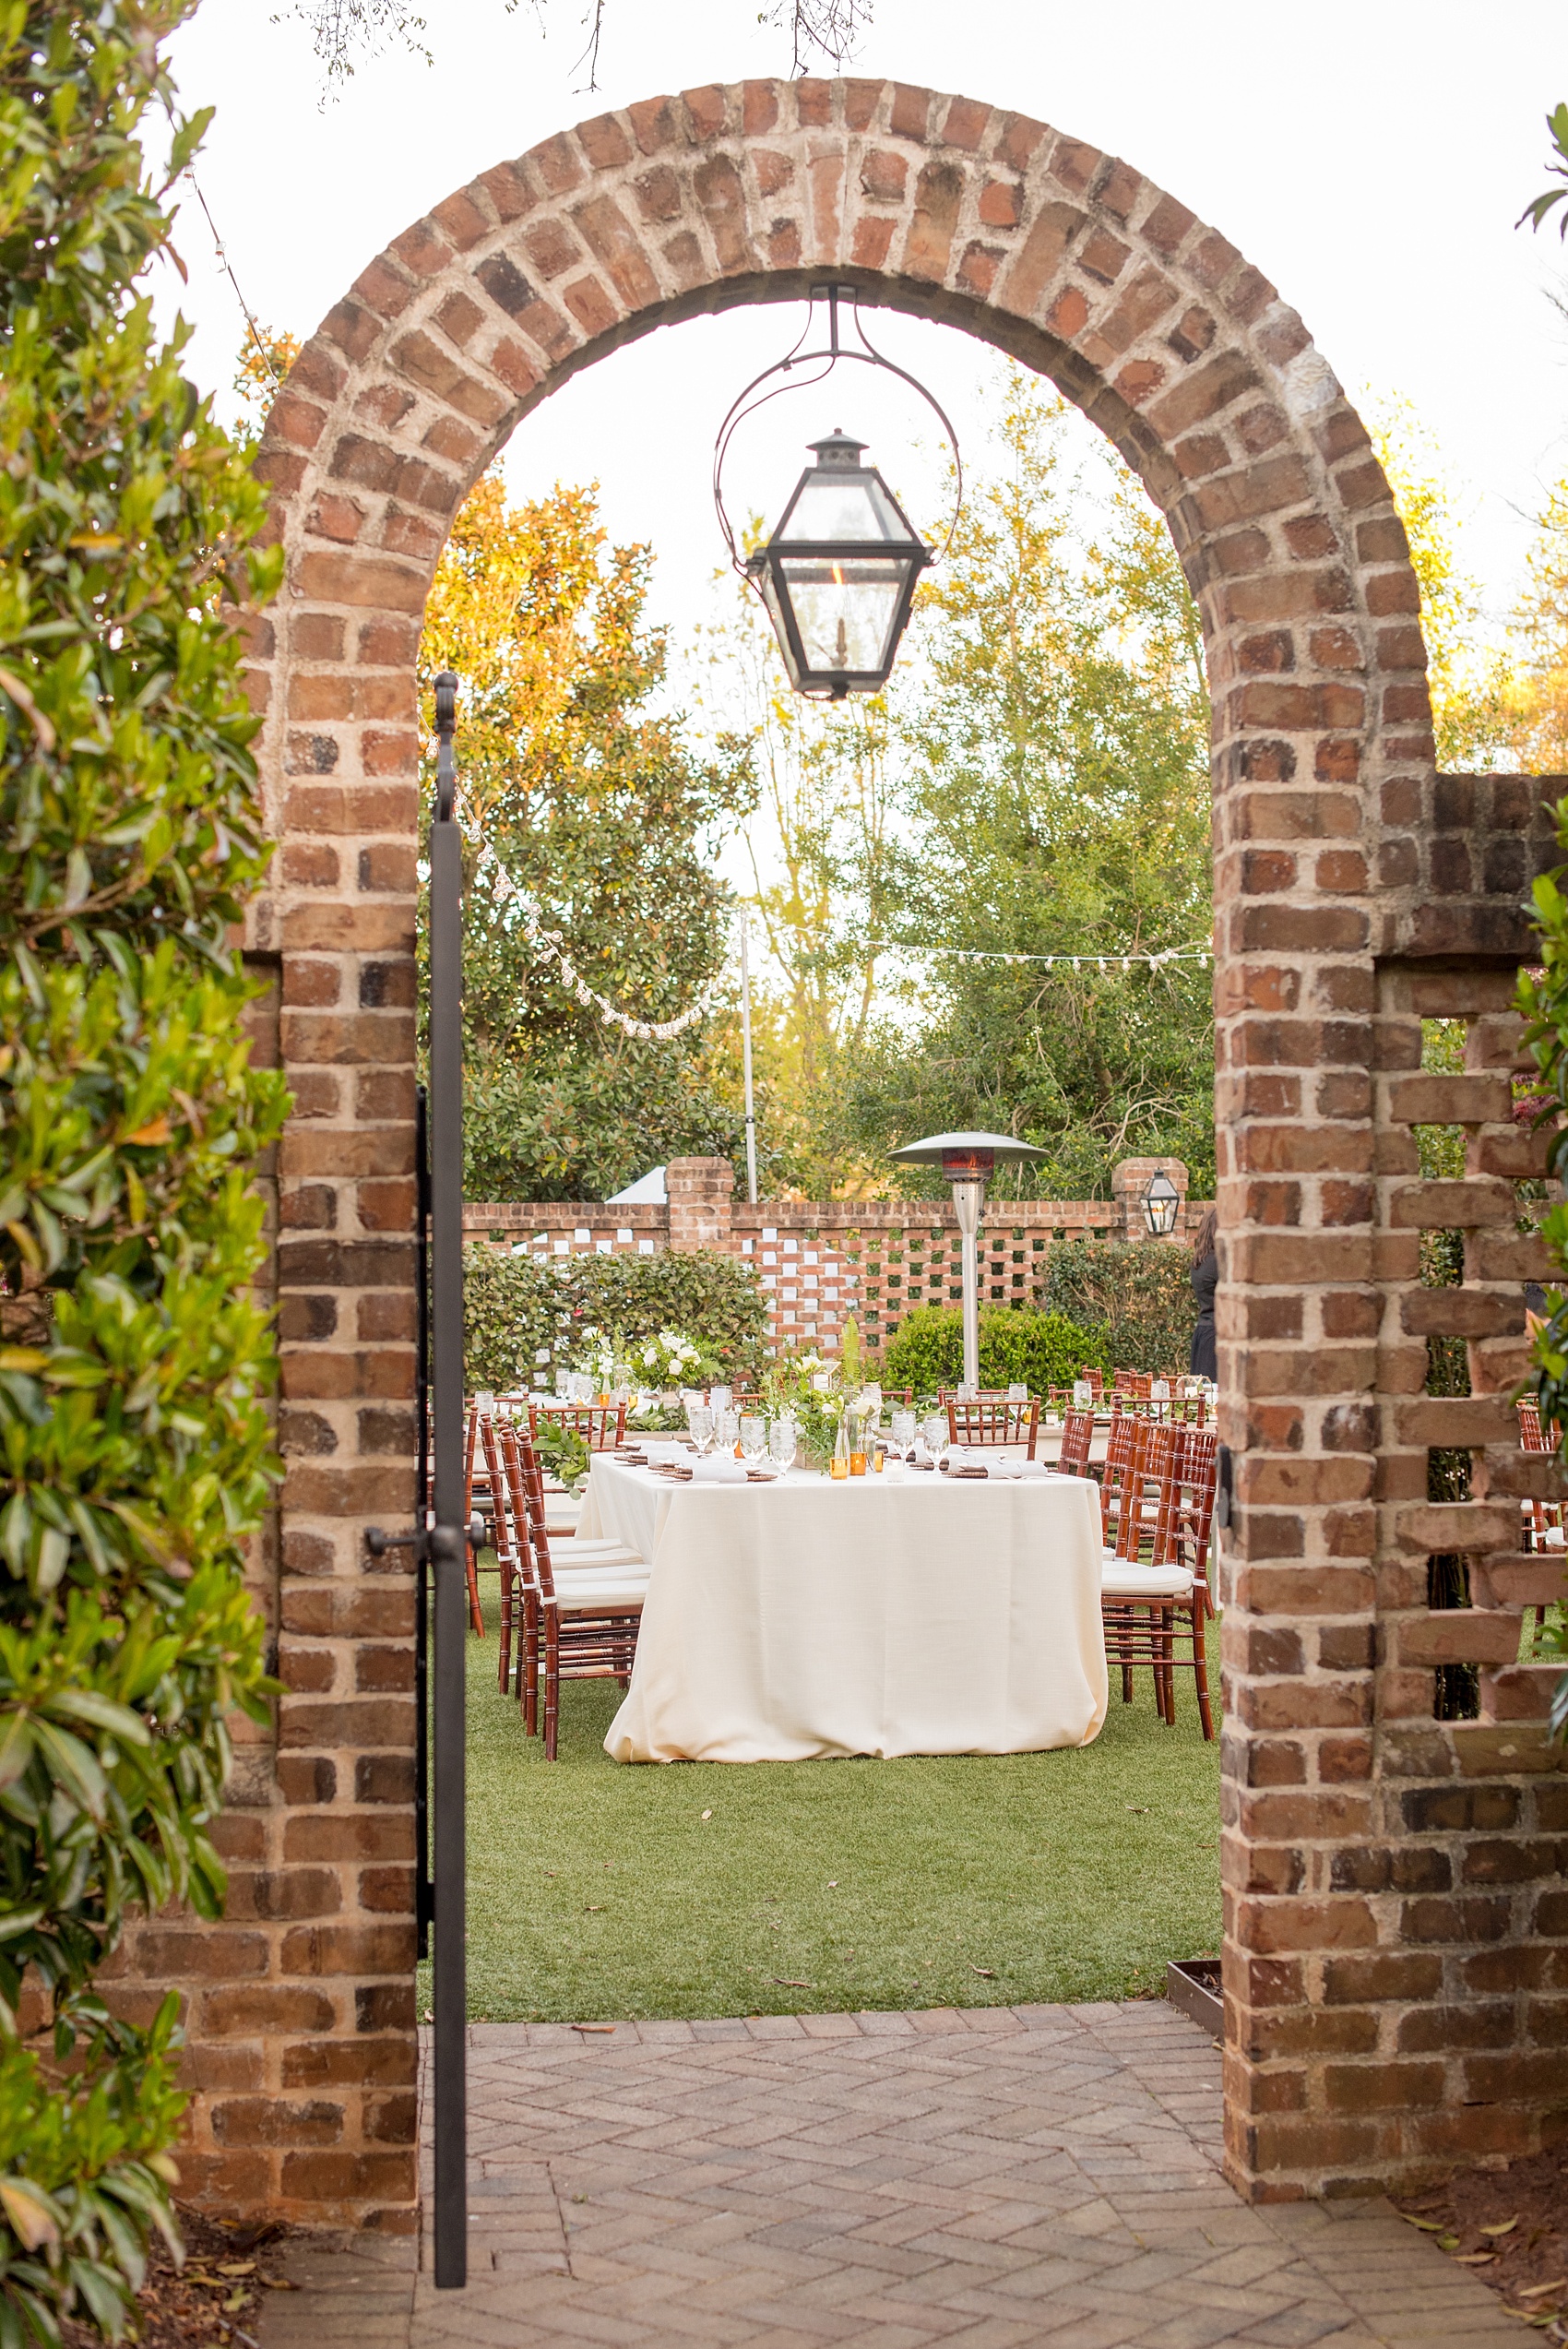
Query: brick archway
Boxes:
[{"xmin": 182, "ymin": 77, "xmax": 1567, "ymax": 2236}]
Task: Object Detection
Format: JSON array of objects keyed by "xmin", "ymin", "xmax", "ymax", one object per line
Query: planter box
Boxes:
[{"xmin": 1166, "ymin": 1956, "xmax": 1221, "ymax": 2038}]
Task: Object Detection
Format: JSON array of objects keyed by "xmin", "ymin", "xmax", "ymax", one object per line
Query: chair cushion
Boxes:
[
  {"xmin": 1101, "ymin": 1561, "xmax": 1194, "ymax": 1601},
  {"xmin": 550, "ymin": 1580, "xmax": 647, "ymax": 1613}
]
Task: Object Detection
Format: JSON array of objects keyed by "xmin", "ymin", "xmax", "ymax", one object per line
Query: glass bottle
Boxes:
[
  {"xmin": 849, "ymin": 1406, "xmax": 867, "ymax": 1477},
  {"xmin": 831, "ymin": 1411, "xmax": 850, "ymax": 1480}
]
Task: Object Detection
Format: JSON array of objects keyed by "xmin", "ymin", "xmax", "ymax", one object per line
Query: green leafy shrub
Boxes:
[
  {"xmin": 1039, "ymin": 1241, "xmax": 1197, "ymax": 1374},
  {"xmin": 881, "ymin": 1306, "xmax": 1109, "ymax": 1399},
  {"xmin": 463, "ymin": 1246, "xmax": 770, "ymax": 1392},
  {"xmin": 0, "ymin": 6, "xmax": 283, "ymax": 2339}
]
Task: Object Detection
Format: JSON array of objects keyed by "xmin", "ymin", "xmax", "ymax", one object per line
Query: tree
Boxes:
[
  {"xmin": 1518, "ymin": 101, "xmax": 1568, "ymax": 240},
  {"xmin": 844, "ymin": 371, "xmax": 1216, "ymax": 1200},
  {"xmin": 419, "ymin": 472, "xmax": 755, "ymax": 1200},
  {"xmin": 0, "ymin": 3, "xmax": 283, "ymax": 2340},
  {"xmin": 281, "ymin": 0, "xmax": 872, "ymax": 95}
]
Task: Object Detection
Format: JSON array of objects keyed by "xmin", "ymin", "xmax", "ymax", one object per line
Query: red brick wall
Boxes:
[{"xmin": 122, "ymin": 78, "xmax": 1568, "ymax": 2230}]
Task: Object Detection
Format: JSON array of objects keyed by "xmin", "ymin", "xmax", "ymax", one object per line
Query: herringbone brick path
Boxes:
[{"xmin": 258, "ymin": 1998, "xmax": 1518, "ymax": 2347}]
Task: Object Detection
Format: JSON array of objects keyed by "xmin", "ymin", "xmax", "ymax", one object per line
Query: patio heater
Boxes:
[{"xmin": 889, "ymin": 1131, "xmax": 1047, "ymax": 1396}]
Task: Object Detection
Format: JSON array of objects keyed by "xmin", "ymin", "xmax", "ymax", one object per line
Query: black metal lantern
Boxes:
[
  {"xmin": 714, "ymin": 286, "xmax": 959, "ymax": 702},
  {"xmin": 1143, "ymin": 1168, "xmax": 1181, "ymax": 1238},
  {"xmin": 746, "ymin": 432, "xmax": 930, "ymax": 698}
]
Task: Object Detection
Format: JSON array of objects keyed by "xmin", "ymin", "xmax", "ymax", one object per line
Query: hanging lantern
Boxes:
[
  {"xmin": 714, "ymin": 285, "xmax": 960, "ymax": 703},
  {"xmin": 746, "ymin": 432, "xmax": 930, "ymax": 698},
  {"xmin": 1142, "ymin": 1169, "xmax": 1181, "ymax": 1238}
]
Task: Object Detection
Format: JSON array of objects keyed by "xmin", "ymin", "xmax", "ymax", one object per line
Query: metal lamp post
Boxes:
[
  {"xmin": 1142, "ymin": 1168, "xmax": 1181, "ymax": 1237},
  {"xmin": 889, "ymin": 1131, "xmax": 1047, "ymax": 1395}
]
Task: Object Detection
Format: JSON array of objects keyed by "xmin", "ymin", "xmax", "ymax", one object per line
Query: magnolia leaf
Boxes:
[
  {"xmin": 44, "ymin": 1691, "xmax": 150, "ymax": 1747},
  {"xmin": 0, "ymin": 2181, "xmax": 61, "ymax": 2252}
]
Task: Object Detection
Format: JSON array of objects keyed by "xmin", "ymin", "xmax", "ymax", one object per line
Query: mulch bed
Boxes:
[
  {"xmin": 59, "ymin": 2207, "xmax": 297, "ymax": 2349},
  {"xmin": 1392, "ymin": 2137, "xmax": 1568, "ymax": 2334}
]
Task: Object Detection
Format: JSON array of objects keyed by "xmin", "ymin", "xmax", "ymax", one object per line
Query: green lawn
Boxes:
[{"xmin": 429, "ymin": 1604, "xmax": 1221, "ymax": 2024}]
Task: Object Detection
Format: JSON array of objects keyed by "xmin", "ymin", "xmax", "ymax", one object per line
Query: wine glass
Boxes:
[
  {"xmin": 768, "ymin": 1416, "xmax": 797, "ymax": 1473},
  {"xmin": 890, "ymin": 1409, "xmax": 916, "ymax": 1457},
  {"xmin": 740, "ymin": 1413, "xmax": 768, "ymax": 1470},
  {"xmin": 716, "ymin": 1405, "xmax": 741, "ymax": 1454},
  {"xmin": 921, "ymin": 1413, "xmax": 949, "ymax": 1469},
  {"xmin": 686, "ymin": 1403, "xmax": 715, "ymax": 1456}
]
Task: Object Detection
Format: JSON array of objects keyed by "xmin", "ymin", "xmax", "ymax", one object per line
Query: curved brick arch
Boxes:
[{"xmin": 208, "ymin": 78, "xmax": 1553, "ymax": 2243}]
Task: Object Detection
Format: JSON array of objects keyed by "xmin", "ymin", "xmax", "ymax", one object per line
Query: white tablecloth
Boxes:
[{"xmin": 583, "ymin": 1459, "xmax": 1108, "ymax": 1765}]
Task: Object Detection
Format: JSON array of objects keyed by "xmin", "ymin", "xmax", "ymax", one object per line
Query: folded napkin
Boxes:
[{"xmin": 688, "ymin": 1455, "xmax": 749, "ymax": 1485}]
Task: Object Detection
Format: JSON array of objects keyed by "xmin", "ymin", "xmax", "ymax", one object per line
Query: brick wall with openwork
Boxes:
[{"xmin": 464, "ymin": 1153, "xmax": 1206, "ymax": 1364}]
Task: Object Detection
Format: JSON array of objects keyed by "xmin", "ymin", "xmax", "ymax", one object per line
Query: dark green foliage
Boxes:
[
  {"xmin": 1039, "ymin": 1242, "xmax": 1197, "ymax": 1375},
  {"xmin": 463, "ymin": 1056, "xmax": 743, "ymax": 1206},
  {"xmin": 463, "ymin": 1245, "xmax": 770, "ymax": 1393},
  {"xmin": 0, "ymin": 6, "xmax": 283, "ymax": 2340},
  {"xmin": 881, "ymin": 1305, "xmax": 1108, "ymax": 1400}
]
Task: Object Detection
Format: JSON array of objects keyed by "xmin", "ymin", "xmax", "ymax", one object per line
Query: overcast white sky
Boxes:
[{"xmin": 158, "ymin": 0, "xmax": 1568, "ymax": 655}]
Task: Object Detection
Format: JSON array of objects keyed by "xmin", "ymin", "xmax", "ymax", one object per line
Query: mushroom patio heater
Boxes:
[
  {"xmin": 1142, "ymin": 1168, "xmax": 1182, "ymax": 1238},
  {"xmin": 714, "ymin": 284, "xmax": 960, "ymax": 701},
  {"xmin": 889, "ymin": 1131, "xmax": 1047, "ymax": 1397}
]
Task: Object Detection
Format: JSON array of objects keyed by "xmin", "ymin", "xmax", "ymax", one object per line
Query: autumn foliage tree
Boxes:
[{"xmin": 419, "ymin": 472, "xmax": 754, "ymax": 1200}]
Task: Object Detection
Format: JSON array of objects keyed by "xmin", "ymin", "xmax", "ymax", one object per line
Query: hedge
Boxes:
[
  {"xmin": 0, "ymin": 8, "xmax": 282, "ymax": 2342},
  {"xmin": 464, "ymin": 1246, "xmax": 771, "ymax": 1393},
  {"xmin": 1039, "ymin": 1241, "xmax": 1198, "ymax": 1375},
  {"xmin": 881, "ymin": 1306, "xmax": 1109, "ymax": 1399}
]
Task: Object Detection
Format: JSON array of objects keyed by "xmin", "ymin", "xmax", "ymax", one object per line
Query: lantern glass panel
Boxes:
[
  {"xmin": 779, "ymin": 467, "xmax": 913, "ymax": 545},
  {"xmin": 773, "ymin": 553, "xmax": 917, "ymax": 676}
]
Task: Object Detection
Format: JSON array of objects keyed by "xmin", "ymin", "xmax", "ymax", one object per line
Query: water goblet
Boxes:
[
  {"xmin": 921, "ymin": 1413, "xmax": 949, "ymax": 1469},
  {"xmin": 768, "ymin": 1416, "xmax": 797, "ymax": 1473},
  {"xmin": 890, "ymin": 1409, "xmax": 916, "ymax": 1458},
  {"xmin": 716, "ymin": 1406, "xmax": 741, "ymax": 1455},
  {"xmin": 740, "ymin": 1413, "xmax": 768, "ymax": 1471},
  {"xmin": 685, "ymin": 1403, "xmax": 715, "ymax": 1456}
]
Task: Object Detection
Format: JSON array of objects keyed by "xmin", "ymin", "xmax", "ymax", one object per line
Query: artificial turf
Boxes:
[{"xmin": 426, "ymin": 1602, "xmax": 1222, "ymax": 2025}]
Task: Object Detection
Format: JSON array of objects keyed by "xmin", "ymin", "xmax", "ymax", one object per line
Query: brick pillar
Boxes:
[
  {"xmin": 665, "ymin": 1157, "xmax": 734, "ymax": 1255},
  {"xmin": 1111, "ymin": 1156, "xmax": 1190, "ymax": 1241}
]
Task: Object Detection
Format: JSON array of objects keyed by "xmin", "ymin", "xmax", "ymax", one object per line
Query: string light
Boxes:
[{"xmin": 484, "ymin": 862, "xmax": 719, "ymax": 1041}]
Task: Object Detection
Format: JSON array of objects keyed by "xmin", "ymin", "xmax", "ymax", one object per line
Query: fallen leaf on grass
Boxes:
[
  {"xmin": 1480, "ymin": 2218, "xmax": 1520, "ymax": 2236},
  {"xmin": 1125, "ymin": 1806, "xmax": 1149, "ymax": 1814},
  {"xmin": 700, "ymin": 1809, "xmax": 712, "ymax": 1820},
  {"xmin": 772, "ymin": 1977, "xmax": 814, "ymax": 1988},
  {"xmin": 971, "ymin": 1966, "xmax": 996, "ymax": 1979},
  {"xmin": 585, "ymin": 1904, "xmax": 604, "ymax": 1913}
]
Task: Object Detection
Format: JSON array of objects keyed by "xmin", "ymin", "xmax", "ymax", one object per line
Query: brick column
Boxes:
[
  {"xmin": 1111, "ymin": 1156, "xmax": 1190, "ymax": 1241},
  {"xmin": 665, "ymin": 1157, "xmax": 734, "ymax": 1255}
]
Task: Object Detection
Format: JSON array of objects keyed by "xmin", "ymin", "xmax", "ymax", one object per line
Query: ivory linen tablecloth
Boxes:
[{"xmin": 582, "ymin": 1460, "xmax": 1108, "ymax": 1765}]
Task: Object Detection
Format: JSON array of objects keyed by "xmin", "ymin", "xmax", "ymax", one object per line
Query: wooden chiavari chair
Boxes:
[
  {"xmin": 479, "ymin": 1410, "xmax": 530, "ymax": 1703},
  {"xmin": 1097, "ymin": 1408, "xmax": 1142, "ymax": 1546},
  {"xmin": 509, "ymin": 1435, "xmax": 649, "ymax": 1759},
  {"xmin": 527, "ymin": 1401, "xmax": 628, "ymax": 1451},
  {"xmin": 944, "ymin": 1397, "xmax": 1040, "ymax": 1458},
  {"xmin": 1058, "ymin": 1407, "xmax": 1094, "ymax": 1477},
  {"xmin": 1100, "ymin": 1424, "xmax": 1217, "ymax": 1738},
  {"xmin": 461, "ymin": 1401, "xmax": 487, "ymax": 1635}
]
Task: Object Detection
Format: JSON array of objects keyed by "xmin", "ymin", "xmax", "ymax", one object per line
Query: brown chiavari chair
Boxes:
[
  {"xmin": 1113, "ymin": 1369, "xmax": 1152, "ymax": 1401},
  {"xmin": 462, "ymin": 1401, "xmax": 486, "ymax": 1636},
  {"xmin": 1097, "ymin": 1408, "xmax": 1141, "ymax": 1545},
  {"xmin": 944, "ymin": 1397, "xmax": 1040, "ymax": 1458},
  {"xmin": 1515, "ymin": 1401, "xmax": 1559, "ymax": 1642},
  {"xmin": 509, "ymin": 1435, "xmax": 648, "ymax": 1759},
  {"xmin": 1100, "ymin": 1425, "xmax": 1217, "ymax": 1738},
  {"xmin": 1079, "ymin": 1367, "xmax": 1105, "ymax": 1404},
  {"xmin": 480, "ymin": 1411, "xmax": 530, "ymax": 1705},
  {"xmin": 527, "ymin": 1401, "xmax": 628, "ymax": 1451},
  {"xmin": 1058, "ymin": 1407, "xmax": 1094, "ymax": 1477}
]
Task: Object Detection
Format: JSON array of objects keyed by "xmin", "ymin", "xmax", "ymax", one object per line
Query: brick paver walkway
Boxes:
[{"xmin": 258, "ymin": 2002, "xmax": 1518, "ymax": 2349}]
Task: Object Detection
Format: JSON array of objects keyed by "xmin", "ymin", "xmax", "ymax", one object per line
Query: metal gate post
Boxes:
[{"xmin": 429, "ymin": 672, "xmax": 467, "ymax": 2288}]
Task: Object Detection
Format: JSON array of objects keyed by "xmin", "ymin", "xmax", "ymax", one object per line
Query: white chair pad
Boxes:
[
  {"xmin": 1101, "ymin": 1561, "xmax": 1194, "ymax": 1601},
  {"xmin": 549, "ymin": 1535, "xmax": 641, "ymax": 1560},
  {"xmin": 549, "ymin": 1580, "xmax": 647, "ymax": 1613}
]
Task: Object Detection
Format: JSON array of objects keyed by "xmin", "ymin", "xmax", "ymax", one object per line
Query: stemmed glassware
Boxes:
[
  {"xmin": 768, "ymin": 1416, "xmax": 797, "ymax": 1473},
  {"xmin": 921, "ymin": 1413, "xmax": 949, "ymax": 1469},
  {"xmin": 890, "ymin": 1409, "xmax": 916, "ymax": 1458},
  {"xmin": 739, "ymin": 1413, "xmax": 768, "ymax": 1471},
  {"xmin": 686, "ymin": 1403, "xmax": 716, "ymax": 1456},
  {"xmin": 716, "ymin": 1406, "xmax": 741, "ymax": 1455}
]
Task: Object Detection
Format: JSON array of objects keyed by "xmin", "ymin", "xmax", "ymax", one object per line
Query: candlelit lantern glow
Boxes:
[
  {"xmin": 1142, "ymin": 1168, "xmax": 1181, "ymax": 1238},
  {"xmin": 747, "ymin": 432, "xmax": 931, "ymax": 698}
]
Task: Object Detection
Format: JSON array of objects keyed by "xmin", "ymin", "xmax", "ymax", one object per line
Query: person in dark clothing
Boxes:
[{"xmin": 1190, "ymin": 1206, "xmax": 1218, "ymax": 1384}]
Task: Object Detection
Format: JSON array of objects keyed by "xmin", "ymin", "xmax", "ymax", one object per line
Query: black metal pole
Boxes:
[
  {"xmin": 413, "ymin": 1085, "xmax": 433, "ymax": 1961},
  {"xmin": 429, "ymin": 672, "xmax": 466, "ymax": 2289}
]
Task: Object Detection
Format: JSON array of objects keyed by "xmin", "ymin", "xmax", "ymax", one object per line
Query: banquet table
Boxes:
[{"xmin": 582, "ymin": 1456, "xmax": 1108, "ymax": 1765}]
